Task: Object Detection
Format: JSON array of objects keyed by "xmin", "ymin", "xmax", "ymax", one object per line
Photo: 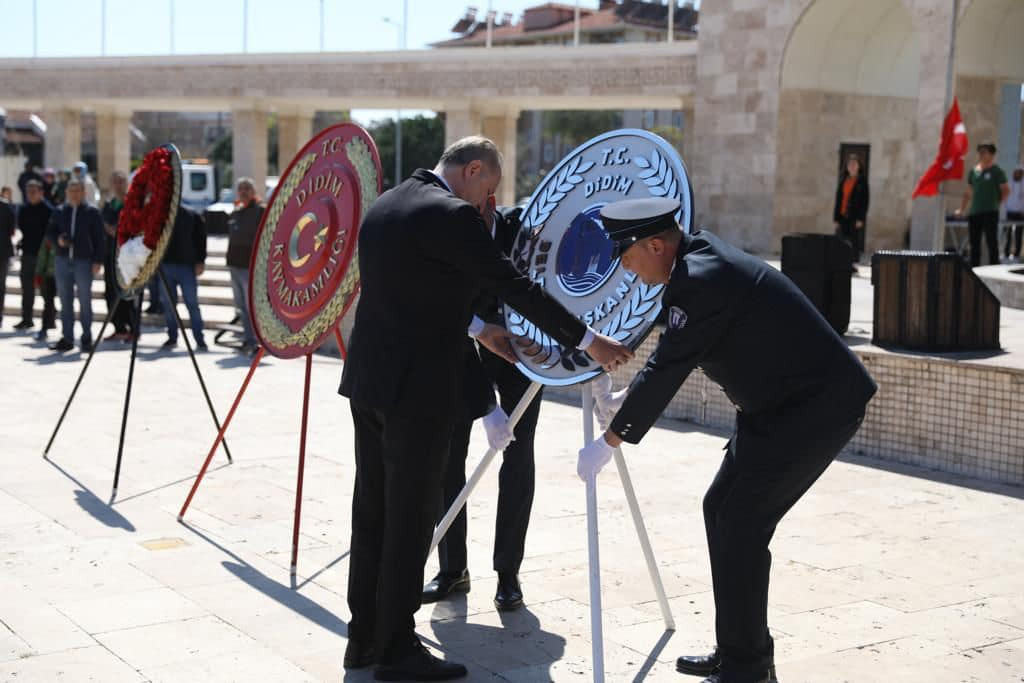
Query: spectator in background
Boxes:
[
  {"xmin": 34, "ymin": 237, "xmax": 59, "ymax": 342},
  {"xmin": 47, "ymin": 179, "xmax": 105, "ymax": 353},
  {"xmin": 101, "ymin": 171, "xmax": 134, "ymax": 342},
  {"xmin": 1003, "ymin": 166, "xmax": 1024, "ymax": 263},
  {"xmin": 52, "ymin": 169, "xmax": 69, "ymax": 206},
  {"xmin": 0, "ymin": 186, "xmax": 12, "ymax": 202},
  {"xmin": 14, "ymin": 180, "xmax": 54, "ymax": 331},
  {"xmin": 159, "ymin": 207, "xmax": 208, "ymax": 352},
  {"xmin": 17, "ymin": 160, "xmax": 42, "ymax": 203},
  {"xmin": 225, "ymin": 178, "xmax": 263, "ymax": 354},
  {"xmin": 41, "ymin": 168, "xmax": 57, "ymax": 204},
  {"xmin": 71, "ymin": 161, "xmax": 101, "ymax": 206},
  {"xmin": 0, "ymin": 188, "xmax": 14, "ymax": 328},
  {"xmin": 833, "ymin": 154, "xmax": 869, "ymax": 265},
  {"xmin": 957, "ymin": 143, "xmax": 1010, "ymax": 267}
]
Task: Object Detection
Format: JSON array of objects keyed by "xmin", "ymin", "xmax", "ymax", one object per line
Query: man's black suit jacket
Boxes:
[{"xmin": 340, "ymin": 169, "xmax": 586, "ymax": 419}]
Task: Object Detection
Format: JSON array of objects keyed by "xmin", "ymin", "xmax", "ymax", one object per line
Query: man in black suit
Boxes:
[
  {"xmin": 422, "ymin": 206, "xmax": 547, "ymax": 613},
  {"xmin": 339, "ymin": 136, "xmax": 632, "ymax": 681},
  {"xmin": 579, "ymin": 198, "xmax": 876, "ymax": 683}
]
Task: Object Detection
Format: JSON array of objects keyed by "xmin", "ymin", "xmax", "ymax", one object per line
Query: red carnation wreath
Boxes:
[
  {"xmin": 116, "ymin": 146, "xmax": 179, "ymax": 288},
  {"xmin": 118, "ymin": 147, "xmax": 173, "ymax": 248}
]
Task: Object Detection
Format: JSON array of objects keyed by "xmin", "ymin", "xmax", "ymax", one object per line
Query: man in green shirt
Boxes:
[{"xmin": 957, "ymin": 142, "xmax": 1009, "ymax": 267}]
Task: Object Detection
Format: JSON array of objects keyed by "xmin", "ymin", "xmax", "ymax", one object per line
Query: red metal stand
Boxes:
[
  {"xmin": 334, "ymin": 328, "xmax": 348, "ymax": 361},
  {"xmin": 178, "ymin": 346, "xmax": 265, "ymax": 521},
  {"xmin": 290, "ymin": 354, "xmax": 313, "ymax": 575},
  {"xmin": 178, "ymin": 325, "xmax": 350, "ymax": 579}
]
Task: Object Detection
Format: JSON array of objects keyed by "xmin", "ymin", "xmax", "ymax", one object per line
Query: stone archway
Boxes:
[{"xmin": 774, "ymin": 0, "xmax": 920, "ymax": 253}]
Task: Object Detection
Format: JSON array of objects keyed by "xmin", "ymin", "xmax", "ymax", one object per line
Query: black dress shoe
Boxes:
[
  {"xmin": 343, "ymin": 637, "xmax": 375, "ymax": 669},
  {"xmin": 14, "ymin": 320, "xmax": 33, "ymax": 330},
  {"xmin": 50, "ymin": 338, "xmax": 74, "ymax": 352},
  {"xmin": 421, "ymin": 570, "xmax": 470, "ymax": 604},
  {"xmin": 677, "ymin": 648, "xmax": 720, "ymax": 676},
  {"xmin": 494, "ymin": 572, "xmax": 523, "ymax": 611},
  {"xmin": 699, "ymin": 673, "xmax": 773, "ymax": 683},
  {"xmin": 374, "ymin": 640, "xmax": 467, "ymax": 681}
]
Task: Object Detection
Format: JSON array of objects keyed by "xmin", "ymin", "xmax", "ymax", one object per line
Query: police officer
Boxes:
[{"xmin": 577, "ymin": 198, "xmax": 876, "ymax": 683}]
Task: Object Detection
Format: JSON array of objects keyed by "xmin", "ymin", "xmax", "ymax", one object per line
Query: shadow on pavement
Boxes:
[
  {"xmin": 430, "ymin": 593, "xmax": 566, "ymax": 680},
  {"xmin": 43, "ymin": 457, "xmax": 136, "ymax": 531}
]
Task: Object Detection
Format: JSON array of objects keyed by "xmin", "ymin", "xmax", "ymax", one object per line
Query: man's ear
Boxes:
[{"xmin": 465, "ymin": 160, "xmax": 482, "ymax": 179}]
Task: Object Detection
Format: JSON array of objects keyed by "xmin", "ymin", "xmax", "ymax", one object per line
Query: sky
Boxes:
[
  {"xmin": 0, "ymin": 0, "xmax": 611, "ymax": 56},
  {"xmin": 0, "ymin": 1, "xmax": 701, "ymax": 124},
  {"xmin": 0, "ymin": 0, "xmax": 622, "ymax": 123}
]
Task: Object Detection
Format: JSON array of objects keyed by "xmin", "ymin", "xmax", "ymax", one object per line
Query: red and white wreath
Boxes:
[{"xmin": 116, "ymin": 147, "xmax": 175, "ymax": 285}]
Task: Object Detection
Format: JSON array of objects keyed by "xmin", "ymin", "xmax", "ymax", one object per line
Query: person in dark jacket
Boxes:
[
  {"xmin": 46, "ymin": 179, "xmax": 105, "ymax": 353},
  {"xmin": 101, "ymin": 171, "xmax": 135, "ymax": 341},
  {"xmin": 158, "ymin": 207, "xmax": 208, "ymax": 351},
  {"xmin": 34, "ymin": 237, "xmax": 58, "ymax": 341},
  {"xmin": 422, "ymin": 206, "xmax": 546, "ymax": 613},
  {"xmin": 17, "ymin": 160, "xmax": 43, "ymax": 204},
  {"xmin": 13, "ymin": 180, "xmax": 54, "ymax": 330},
  {"xmin": 832, "ymin": 154, "xmax": 869, "ymax": 263},
  {"xmin": 580, "ymin": 198, "xmax": 877, "ymax": 683},
  {"xmin": 0, "ymin": 192, "xmax": 15, "ymax": 329},
  {"xmin": 338, "ymin": 137, "xmax": 631, "ymax": 681},
  {"xmin": 225, "ymin": 178, "xmax": 264, "ymax": 353}
]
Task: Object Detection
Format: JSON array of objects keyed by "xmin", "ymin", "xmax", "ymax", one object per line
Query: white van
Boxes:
[{"xmin": 180, "ymin": 161, "xmax": 217, "ymax": 211}]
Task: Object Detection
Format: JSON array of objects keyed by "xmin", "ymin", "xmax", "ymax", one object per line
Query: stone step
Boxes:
[{"xmin": 4, "ymin": 279, "xmax": 237, "ymax": 308}]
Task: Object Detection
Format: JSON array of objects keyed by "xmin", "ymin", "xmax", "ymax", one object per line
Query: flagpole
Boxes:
[{"xmin": 936, "ymin": 0, "xmax": 959, "ymax": 251}]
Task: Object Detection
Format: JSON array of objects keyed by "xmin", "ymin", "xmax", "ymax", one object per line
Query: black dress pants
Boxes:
[
  {"xmin": 19, "ymin": 253, "xmax": 36, "ymax": 324},
  {"xmin": 968, "ymin": 211, "xmax": 999, "ymax": 267},
  {"xmin": 434, "ymin": 349, "xmax": 544, "ymax": 577},
  {"xmin": 835, "ymin": 216, "xmax": 863, "ymax": 262},
  {"xmin": 482, "ymin": 348, "xmax": 543, "ymax": 574},
  {"xmin": 1004, "ymin": 211, "xmax": 1023, "ymax": 259},
  {"xmin": 39, "ymin": 276, "xmax": 57, "ymax": 330},
  {"xmin": 347, "ymin": 402, "xmax": 454, "ymax": 661},
  {"xmin": 702, "ymin": 400, "xmax": 865, "ymax": 680},
  {"xmin": 104, "ymin": 248, "xmax": 133, "ymax": 334}
]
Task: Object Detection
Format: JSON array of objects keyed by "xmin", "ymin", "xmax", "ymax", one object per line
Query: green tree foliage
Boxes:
[{"xmin": 368, "ymin": 114, "xmax": 446, "ymax": 190}]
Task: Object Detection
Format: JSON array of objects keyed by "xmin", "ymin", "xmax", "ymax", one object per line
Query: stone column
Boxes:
[
  {"xmin": 444, "ymin": 105, "xmax": 482, "ymax": 148},
  {"xmin": 483, "ymin": 108, "xmax": 520, "ymax": 206},
  {"xmin": 95, "ymin": 110, "xmax": 132, "ymax": 194},
  {"xmin": 277, "ymin": 111, "xmax": 314, "ymax": 170},
  {"xmin": 42, "ymin": 107, "xmax": 82, "ymax": 171},
  {"xmin": 232, "ymin": 108, "xmax": 269, "ymax": 195},
  {"xmin": 680, "ymin": 105, "xmax": 695, "ymax": 163},
  {"xmin": 909, "ymin": 1, "xmax": 958, "ymax": 251},
  {"xmin": 692, "ymin": 2, "xmax": 790, "ymax": 253}
]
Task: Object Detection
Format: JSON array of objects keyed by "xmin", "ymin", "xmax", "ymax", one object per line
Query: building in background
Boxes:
[{"xmin": 435, "ymin": 0, "xmax": 697, "ymax": 201}]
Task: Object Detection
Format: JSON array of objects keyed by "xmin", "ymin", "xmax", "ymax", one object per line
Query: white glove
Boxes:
[
  {"xmin": 592, "ymin": 375, "xmax": 628, "ymax": 432},
  {"xmin": 482, "ymin": 405, "xmax": 515, "ymax": 452},
  {"xmin": 577, "ymin": 435, "xmax": 615, "ymax": 481}
]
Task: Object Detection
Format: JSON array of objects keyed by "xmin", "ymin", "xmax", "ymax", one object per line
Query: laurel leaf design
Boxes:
[{"xmin": 633, "ymin": 156, "xmax": 650, "ymax": 169}]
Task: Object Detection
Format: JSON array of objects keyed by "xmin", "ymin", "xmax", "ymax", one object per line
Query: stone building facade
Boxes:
[{"xmin": 693, "ymin": 0, "xmax": 1023, "ymax": 254}]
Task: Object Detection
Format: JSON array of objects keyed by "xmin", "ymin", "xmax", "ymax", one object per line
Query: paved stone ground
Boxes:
[{"xmin": 1, "ymin": 327, "xmax": 1023, "ymax": 682}]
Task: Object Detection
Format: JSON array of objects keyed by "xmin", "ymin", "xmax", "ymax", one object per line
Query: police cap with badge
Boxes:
[{"xmin": 600, "ymin": 197, "xmax": 682, "ymax": 257}]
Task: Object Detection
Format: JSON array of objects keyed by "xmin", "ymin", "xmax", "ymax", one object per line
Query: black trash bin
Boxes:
[{"xmin": 781, "ymin": 233, "xmax": 853, "ymax": 334}]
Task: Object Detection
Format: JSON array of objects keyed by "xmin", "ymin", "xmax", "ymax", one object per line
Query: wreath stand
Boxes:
[
  {"xmin": 429, "ymin": 378, "xmax": 675, "ymax": 683},
  {"xmin": 176, "ymin": 122, "xmax": 379, "ymax": 582},
  {"xmin": 42, "ymin": 144, "xmax": 231, "ymax": 502},
  {"xmin": 177, "ymin": 327, "xmax": 348, "ymax": 578},
  {"xmin": 42, "ymin": 272, "xmax": 234, "ymax": 501}
]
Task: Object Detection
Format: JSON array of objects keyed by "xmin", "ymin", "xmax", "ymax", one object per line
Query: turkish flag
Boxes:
[{"xmin": 911, "ymin": 98, "xmax": 968, "ymax": 198}]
